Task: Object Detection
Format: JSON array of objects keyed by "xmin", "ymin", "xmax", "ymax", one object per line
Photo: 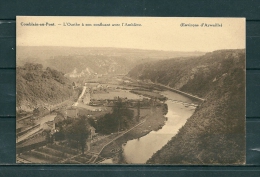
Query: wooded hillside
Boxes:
[
  {"xmin": 129, "ymin": 49, "xmax": 246, "ymax": 164},
  {"xmin": 16, "ymin": 63, "xmax": 73, "ymax": 112}
]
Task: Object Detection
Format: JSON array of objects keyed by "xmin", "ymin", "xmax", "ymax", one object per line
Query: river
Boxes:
[{"xmin": 122, "ymin": 91, "xmax": 197, "ymax": 164}]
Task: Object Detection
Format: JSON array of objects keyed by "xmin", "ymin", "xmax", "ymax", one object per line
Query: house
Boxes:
[
  {"xmin": 107, "ymin": 101, "xmax": 114, "ymax": 107},
  {"xmin": 90, "ymin": 100, "xmax": 103, "ymax": 106},
  {"xmin": 33, "ymin": 106, "xmax": 50, "ymax": 116},
  {"xmin": 89, "ymin": 126, "xmax": 96, "ymax": 140},
  {"xmin": 123, "ymin": 80, "xmax": 131, "ymax": 83},
  {"xmin": 83, "ymin": 93, "xmax": 91, "ymax": 105},
  {"xmin": 42, "ymin": 121, "xmax": 54, "ymax": 131},
  {"xmin": 54, "ymin": 114, "xmax": 65, "ymax": 124},
  {"xmin": 66, "ymin": 108, "xmax": 78, "ymax": 119}
]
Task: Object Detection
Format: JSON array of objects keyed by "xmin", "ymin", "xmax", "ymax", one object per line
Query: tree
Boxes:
[
  {"xmin": 65, "ymin": 117, "xmax": 89, "ymax": 154},
  {"xmin": 45, "ymin": 130, "xmax": 54, "ymax": 144},
  {"xmin": 33, "ymin": 108, "xmax": 40, "ymax": 116},
  {"xmin": 113, "ymin": 98, "xmax": 125, "ymax": 134},
  {"xmin": 95, "ymin": 98, "xmax": 134, "ymax": 134},
  {"xmin": 87, "ymin": 118, "xmax": 96, "ymax": 129},
  {"xmin": 136, "ymin": 100, "xmax": 140, "ymax": 122}
]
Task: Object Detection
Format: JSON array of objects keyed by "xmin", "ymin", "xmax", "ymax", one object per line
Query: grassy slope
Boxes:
[{"xmin": 128, "ymin": 49, "xmax": 245, "ymax": 164}]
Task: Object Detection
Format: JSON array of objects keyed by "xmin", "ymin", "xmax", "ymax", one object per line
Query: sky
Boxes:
[{"xmin": 17, "ymin": 17, "xmax": 245, "ymax": 52}]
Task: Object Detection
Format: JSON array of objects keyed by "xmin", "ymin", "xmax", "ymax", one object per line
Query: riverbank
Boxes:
[
  {"xmin": 99, "ymin": 105, "xmax": 167, "ymax": 163},
  {"xmin": 147, "ymin": 67, "xmax": 245, "ymax": 164}
]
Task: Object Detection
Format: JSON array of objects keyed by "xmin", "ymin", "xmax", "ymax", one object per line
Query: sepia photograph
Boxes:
[{"xmin": 16, "ymin": 17, "xmax": 245, "ymax": 164}]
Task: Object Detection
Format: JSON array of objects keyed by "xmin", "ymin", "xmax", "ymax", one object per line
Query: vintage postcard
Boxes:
[{"xmin": 16, "ymin": 17, "xmax": 245, "ymax": 164}]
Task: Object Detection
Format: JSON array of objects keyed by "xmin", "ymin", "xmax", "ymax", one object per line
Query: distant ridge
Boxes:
[{"xmin": 17, "ymin": 46, "xmax": 205, "ymax": 78}]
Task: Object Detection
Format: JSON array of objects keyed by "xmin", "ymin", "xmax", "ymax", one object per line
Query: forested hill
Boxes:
[
  {"xmin": 128, "ymin": 49, "xmax": 246, "ymax": 164},
  {"xmin": 16, "ymin": 63, "xmax": 73, "ymax": 112},
  {"xmin": 128, "ymin": 49, "xmax": 245, "ymax": 98}
]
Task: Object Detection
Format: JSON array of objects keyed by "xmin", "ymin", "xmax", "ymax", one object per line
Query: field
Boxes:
[
  {"xmin": 130, "ymin": 90, "xmax": 166, "ymax": 100},
  {"xmin": 77, "ymin": 107, "xmax": 113, "ymax": 118},
  {"xmin": 92, "ymin": 90, "xmax": 143, "ymax": 100}
]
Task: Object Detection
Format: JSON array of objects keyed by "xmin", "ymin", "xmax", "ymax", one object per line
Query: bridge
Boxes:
[{"xmin": 152, "ymin": 83, "xmax": 205, "ymax": 102}]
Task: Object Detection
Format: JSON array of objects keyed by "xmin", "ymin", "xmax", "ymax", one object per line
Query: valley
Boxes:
[{"xmin": 16, "ymin": 48, "xmax": 245, "ymax": 164}]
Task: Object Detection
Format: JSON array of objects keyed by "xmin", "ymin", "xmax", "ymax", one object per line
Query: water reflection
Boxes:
[{"xmin": 122, "ymin": 91, "xmax": 196, "ymax": 164}]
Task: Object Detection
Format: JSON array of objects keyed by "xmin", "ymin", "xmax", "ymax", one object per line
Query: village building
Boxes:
[
  {"xmin": 66, "ymin": 108, "xmax": 78, "ymax": 119},
  {"xmin": 54, "ymin": 114, "xmax": 65, "ymax": 123},
  {"xmin": 42, "ymin": 121, "xmax": 54, "ymax": 131},
  {"xmin": 33, "ymin": 106, "xmax": 50, "ymax": 117},
  {"xmin": 89, "ymin": 126, "xmax": 96, "ymax": 140},
  {"xmin": 54, "ymin": 114, "xmax": 66, "ymax": 130},
  {"xmin": 123, "ymin": 80, "xmax": 131, "ymax": 83}
]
